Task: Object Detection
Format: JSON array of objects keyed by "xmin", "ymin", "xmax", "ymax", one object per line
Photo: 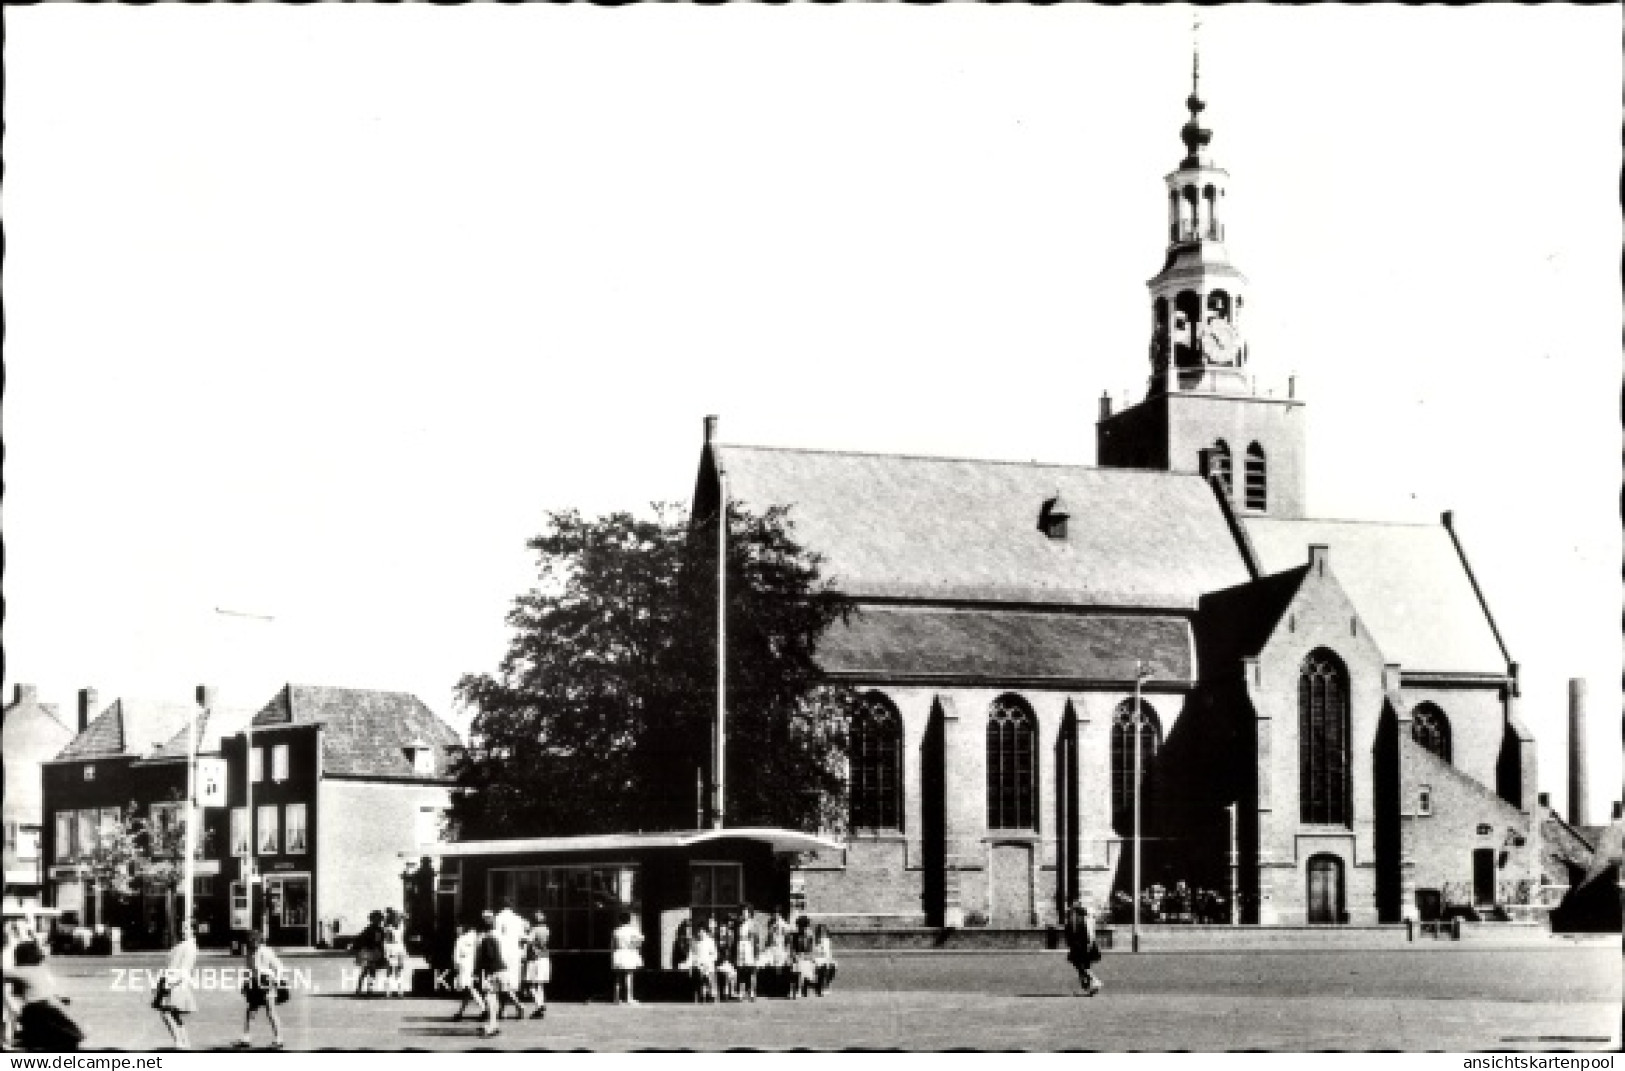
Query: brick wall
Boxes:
[
  {"xmin": 1098, "ymin": 392, "xmax": 1306, "ymax": 519},
  {"xmin": 1245, "ymin": 549, "xmax": 1387, "ymax": 923},
  {"xmin": 1399, "ymin": 684, "xmax": 1505, "ymax": 792},
  {"xmin": 799, "ymin": 683, "xmax": 1191, "ymax": 927},
  {"xmin": 1402, "ymin": 737, "xmax": 1537, "ymax": 907}
]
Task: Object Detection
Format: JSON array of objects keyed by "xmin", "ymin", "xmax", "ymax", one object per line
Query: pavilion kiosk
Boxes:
[{"xmin": 414, "ymin": 827, "xmax": 839, "ymax": 999}]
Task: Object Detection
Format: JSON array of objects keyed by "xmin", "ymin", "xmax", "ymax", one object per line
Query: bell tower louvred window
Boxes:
[{"xmin": 1244, "ymin": 443, "xmax": 1267, "ymax": 511}]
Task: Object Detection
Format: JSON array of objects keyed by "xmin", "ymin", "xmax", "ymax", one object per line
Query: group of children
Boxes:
[
  {"xmin": 352, "ymin": 907, "xmax": 412, "ymax": 997},
  {"xmin": 450, "ymin": 901, "xmax": 554, "ymax": 1039},
  {"xmin": 148, "ymin": 920, "xmax": 291, "ymax": 1050},
  {"xmin": 673, "ymin": 906, "xmax": 836, "ymax": 1002}
]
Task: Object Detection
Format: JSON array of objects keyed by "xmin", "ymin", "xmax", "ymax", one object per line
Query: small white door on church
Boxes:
[{"xmin": 990, "ymin": 844, "xmax": 1034, "ymax": 927}]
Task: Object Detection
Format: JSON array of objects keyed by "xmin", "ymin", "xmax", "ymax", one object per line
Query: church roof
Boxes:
[
  {"xmin": 817, "ymin": 606, "xmax": 1194, "ymax": 685},
  {"xmin": 1241, "ymin": 517, "xmax": 1506, "ymax": 675},
  {"xmin": 711, "ymin": 445, "xmax": 1251, "ymax": 609}
]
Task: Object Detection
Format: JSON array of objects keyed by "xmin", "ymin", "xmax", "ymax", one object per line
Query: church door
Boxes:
[
  {"xmin": 990, "ymin": 844, "xmax": 1034, "ymax": 927},
  {"xmin": 1306, "ymin": 854, "xmax": 1344, "ymax": 924}
]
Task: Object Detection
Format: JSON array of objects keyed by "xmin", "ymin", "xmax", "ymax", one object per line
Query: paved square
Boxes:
[{"xmin": 24, "ymin": 941, "xmax": 1620, "ymax": 1052}]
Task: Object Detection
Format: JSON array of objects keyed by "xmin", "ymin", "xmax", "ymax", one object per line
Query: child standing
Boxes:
[
  {"xmin": 690, "ymin": 918, "xmax": 718, "ymax": 1003},
  {"xmin": 714, "ymin": 916, "xmax": 738, "ymax": 1002},
  {"xmin": 521, "ymin": 912, "xmax": 550, "ymax": 1020},
  {"xmin": 234, "ymin": 932, "xmax": 287, "ymax": 1049},
  {"xmin": 733, "ymin": 909, "xmax": 760, "ymax": 1002},
  {"xmin": 812, "ymin": 924, "xmax": 837, "ymax": 995},
  {"xmin": 451, "ymin": 920, "xmax": 485, "ymax": 1022},
  {"xmin": 610, "ymin": 911, "xmax": 643, "ymax": 1006},
  {"xmin": 152, "ymin": 919, "xmax": 198, "ymax": 1048}
]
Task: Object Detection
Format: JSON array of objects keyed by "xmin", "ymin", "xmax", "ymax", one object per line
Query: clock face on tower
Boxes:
[{"xmin": 1200, "ymin": 319, "xmax": 1240, "ymax": 365}]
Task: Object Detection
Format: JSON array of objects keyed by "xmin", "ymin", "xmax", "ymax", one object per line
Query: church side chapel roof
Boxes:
[
  {"xmin": 56, "ymin": 698, "xmax": 198, "ymax": 762},
  {"xmin": 253, "ymin": 684, "xmax": 462, "ymax": 780},
  {"xmin": 714, "ymin": 445, "xmax": 1252, "ymax": 609},
  {"xmin": 818, "ymin": 606, "xmax": 1193, "ymax": 684},
  {"xmin": 1195, "ymin": 565, "xmax": 1311, "ymax": 670},
  {"xmin": 1241, "ymin": 517, "xmax": 1506, "ymax": 675}
]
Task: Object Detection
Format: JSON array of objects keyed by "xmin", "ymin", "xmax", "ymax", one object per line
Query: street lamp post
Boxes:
[
  {"xmin": 216, "ymin": 607, "xmax": 274, "ymax": 943},
  {"xmin": 1131, "ymin": 660, "xmax": 1154, "ymax": 954}
]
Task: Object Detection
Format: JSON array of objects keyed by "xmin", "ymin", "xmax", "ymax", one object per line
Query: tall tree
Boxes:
[{"xmin": 452, "ymin": 503, "xmax": 856, "ymax": 839}]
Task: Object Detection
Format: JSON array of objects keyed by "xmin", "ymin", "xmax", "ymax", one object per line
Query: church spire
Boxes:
[
  {"xmin": 1180, "ymin": 15, "xmax": 1214, "ymax": 168},
  {"xmin": 1144, "ymin": 16, "xmax": 1250, "ymax": 396}
]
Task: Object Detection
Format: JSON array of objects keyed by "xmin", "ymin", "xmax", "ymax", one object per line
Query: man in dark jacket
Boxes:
[{"xmin": 1065, "ymin": 901, "xmax": 1103, "ymax": 996}]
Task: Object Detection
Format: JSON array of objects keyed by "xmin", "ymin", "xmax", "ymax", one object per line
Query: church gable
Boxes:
[{"xmin": 1242, "ymin": 516, "xmax": 1506, "ymax": 676}]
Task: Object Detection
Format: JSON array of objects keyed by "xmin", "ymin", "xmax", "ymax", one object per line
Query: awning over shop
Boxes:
[{"xmin": 411, "ymin": 826, "xmax": 841, "ymax": 860}]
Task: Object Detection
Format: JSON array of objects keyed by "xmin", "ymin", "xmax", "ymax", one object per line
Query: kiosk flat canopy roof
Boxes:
[{"xmin": 418, "ymin": 827, "xmax": 841, "ymax": 859}]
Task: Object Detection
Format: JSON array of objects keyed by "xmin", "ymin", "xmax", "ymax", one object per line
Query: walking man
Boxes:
[{"xmin": 1066, "ymin": 901, "xmax": 1103, "ymax": 996}]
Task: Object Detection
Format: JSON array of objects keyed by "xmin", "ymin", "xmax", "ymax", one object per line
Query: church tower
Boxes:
[{"xmin": 1097, "ymin": 43, "xmax": 1307, "ymax": 519}]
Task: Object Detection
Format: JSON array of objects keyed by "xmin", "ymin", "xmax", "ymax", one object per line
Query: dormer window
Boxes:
[
  {"xmin": 406, "ymin": 738, "xmax": 435, "ymax": 776},
  {"xmin": 1038, "ymin": 493, "xmax": 1071, "ymax": 540}
]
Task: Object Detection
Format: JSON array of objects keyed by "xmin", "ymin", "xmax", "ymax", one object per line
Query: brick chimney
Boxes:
[
  {"xmin": 704, "ymin": 415, "xmax": 719, "ymax": 444},
  {"xmin": 1568, "ymin": 678, "xmax": 1589, "ymax": 828},
  {"xmin": 1308, "ymin": 544, "xmax": 1330, "ymax": 577},
  {"xmin": 1612, "ymin": 801, "xmax": 1622, "ymax": 822},
  {"xmin": 77, "ymin": 687, "xmax": 100, "ymax": 734},
  {"xmin": 1098, "ymin": 393, "xmax": 1113, "ymax": 421},
  {"xmin": 196, "ymin": 684, "xmax": 218, "ymax": 710},
  {"xmin": 1537, "ymin": 792, "xmax": 1550, "ymax": 809},
  {"xmin": 13, "ymin": 683, "xmax": 38, "ymax": 706}
]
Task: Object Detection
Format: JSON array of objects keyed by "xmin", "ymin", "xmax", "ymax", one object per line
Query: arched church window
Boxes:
[
  {"xmin": 1411, "ymin": 703, "xmax": 1452, "ymax": 765},
  {"xmin": 849, "ymin": 693, "xmax": 903, "ymax": 831},
  {"xmin": 1299, "ymin": 649, "xmax": 1352, "ymax": 826},
  {"xmin": 1210, "ymin": 440, "xmax": 1233, "ymax": 497},
  {"xmin": 1110, "ymin": 699, "xmax": 1162, "ymax": 836},
  {"xmin": 1244, "ymin": 443, "xmax": 1267, "ymax": 511},
  {"xmin": 986, "ymin": 695, "xmax": 1037, "ymax": 831}
]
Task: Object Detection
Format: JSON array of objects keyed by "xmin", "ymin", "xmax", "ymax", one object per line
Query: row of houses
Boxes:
[{"xmin": 3, "ymin": 682, "xmax": 459, "ymax": 948}]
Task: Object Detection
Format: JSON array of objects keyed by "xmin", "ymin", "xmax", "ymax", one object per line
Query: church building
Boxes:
[{"xmin": 691, "ymin": 66, "xmax": 1540, "ymax": 928}]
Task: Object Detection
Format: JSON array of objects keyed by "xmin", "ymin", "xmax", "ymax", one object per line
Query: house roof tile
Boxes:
[
  {"xmin": 57, "ymin": 698, "xmax": 197, "ymax": 761},
  {"xmin": 254, "ymin": 685, "xmax": 462, "ymax": 780}
]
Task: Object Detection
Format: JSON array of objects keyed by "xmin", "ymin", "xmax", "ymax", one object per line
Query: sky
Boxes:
[{"xmin": 5, "ymin": 6, "xmax": 1619, "ymax": 820}]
